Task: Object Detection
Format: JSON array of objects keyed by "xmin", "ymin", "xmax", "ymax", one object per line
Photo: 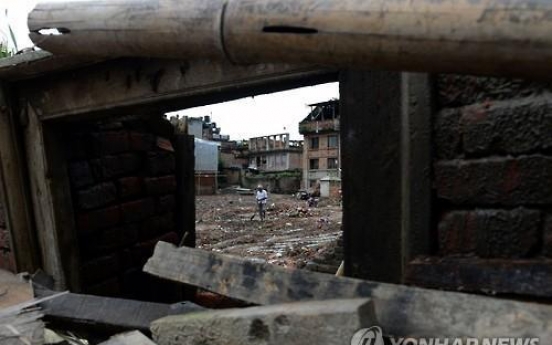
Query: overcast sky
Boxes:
[{"xmin": 1, "ymin": 0, "xmax": 339, "ymax": 142}]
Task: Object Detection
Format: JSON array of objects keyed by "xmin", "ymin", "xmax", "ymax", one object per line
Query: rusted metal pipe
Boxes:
[{"xmin": 29, "ymin": 0, "xmax": 552, "ymax": 77}]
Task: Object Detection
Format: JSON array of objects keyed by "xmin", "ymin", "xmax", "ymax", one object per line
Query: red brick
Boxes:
[
  {"xmin": 145, "ymin": 176, "xmax": 177, "ymax": 196},
  {"xmin": 92, "ymin": 131, "xmax": 129, "ymax": 155},
  {"xmin": 439, "ymin": 208, "xmax": 540, "ymax": 258},
  {"xmin": 438, "ymin": 211, "xmax": 477, "ymax": 255},
  {"xmin": 91, "ymin": 154, "xmax": 142, "ymax": 180},
  {"xmin": 146, "ymin": 152, "xmax": 175, "ymax": 176},
  {"xmin": 140, "ymin": 213, "xmax": 174, "ymax": 241},
  {"xmin": 77, "ymin": 182, "xmax": 117, "ymax": 210},
  {"xmin": 117, "ymin": 177, "xmax": 144, "ymax": 199},
  {"xmin": 80, "ymin": 254, "xmax": 119, "ymax": 285},
  {"xmin": 85, "ymin": 277, "xmax": 120, "ymax": 297},
  {"xmin": 68, "ymin": 161, "xmax": 94, "ymax": 188},
  {"xmin": 76, "ymin": 206, "xmax": 121, "ymax": 235},
  {"xmin": 129, "ymin": 131, "xmax": 155, "ymax": 151},
  {"xmin": 435, "ymin": 155, "xmax": 552, "ymax": 206},
  {"xmin": 157, "ymin": 195, "xmax": 176, "ymax": 213},
  {"xmin": 120, "ymin": 199, "xmax": 155, "ymax": 223},
  {"xmin": 434, "ymin": 108, "xmax": 462, "ymax": 159}
]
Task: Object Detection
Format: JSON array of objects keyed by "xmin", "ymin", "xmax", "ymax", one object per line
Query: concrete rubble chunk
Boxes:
[{"xmin": 151, "ymin": 298, "xmax": 376, "ymax": 345}]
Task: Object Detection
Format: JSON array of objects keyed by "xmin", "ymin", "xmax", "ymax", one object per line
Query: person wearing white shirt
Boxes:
[{"xmin": 255, "ymin": 185, "xmax": 268, "ymax": 221}]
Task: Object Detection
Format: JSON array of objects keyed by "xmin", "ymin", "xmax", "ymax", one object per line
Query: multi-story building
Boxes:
[
  {"xmin": 299, "ymin": 100, "xmax": 341, "ymax": 193},
  {"xmin": 248, "ymin": 133, "xmax": 303, "ymax": 172}
]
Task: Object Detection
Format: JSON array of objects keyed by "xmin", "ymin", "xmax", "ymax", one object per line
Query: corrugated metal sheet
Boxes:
[{"xmin": 195, "ymin": 138, "xmax": 220, "ymax": 172}]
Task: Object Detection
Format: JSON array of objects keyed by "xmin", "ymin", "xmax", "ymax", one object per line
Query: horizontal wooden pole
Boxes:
[
  {"xmin": 144, "ymin": 242, "xmax": 552, "ymax": 339},
  {"xmin": 29, "ymin": 0, "xmax": 552, "ymax": 77}
]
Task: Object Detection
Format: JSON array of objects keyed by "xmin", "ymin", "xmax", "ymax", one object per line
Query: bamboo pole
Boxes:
[{"xmin": 29, "ymin": 0, "xmax": 552, "ymax": 77}]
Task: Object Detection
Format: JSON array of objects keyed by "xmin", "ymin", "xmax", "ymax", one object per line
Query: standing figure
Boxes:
[{"xmin": 255, "ymin": 185, "xmax": 268, "ymax": 221}]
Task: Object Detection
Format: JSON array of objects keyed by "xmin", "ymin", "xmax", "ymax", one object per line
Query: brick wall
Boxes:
[
  {"xmin": 406, "ymin": 76, "xmax": 552, "ymax": 298},
  {"xmin": 65, "ymin": 116, "xmax": 181, "ymax": 301}
]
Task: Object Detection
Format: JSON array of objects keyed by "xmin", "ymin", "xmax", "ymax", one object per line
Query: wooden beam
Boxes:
[
  {"xmin": 24, "ymin": 105, "xmax": 66, "ymax": 290},
  {"xmin": 30, "ymin": 0, "xmax": 552, "ymax": 78},
  {"xmin": 39, "ymin": 292, "xmax": 204, "ymax": 332},
  {"xmin": 144, "ymin": 242, "xmax": 552, "ymax": 339},
  {"xmin": 405, "ymin": 258, "xmax": 552, "ymax": 298},
  {"xmin": 17, "ymin": 58, "xmax": 335, "ymax": 122},
  {"xmin": 0, "ymin": 84, "xmax": 40, "ymax": 273},
  {"xmin": 152, "ymin": 299, "xmax": 376, "ymax": 345},
  {"xmin": 99, "ymin": 331, "xmax": 156, "ymax": 345}
]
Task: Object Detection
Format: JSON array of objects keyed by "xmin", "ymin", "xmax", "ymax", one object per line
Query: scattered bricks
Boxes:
[
  {"xmin": 85, "ymin": 277, "xmax": 121, "ymax": 297},
  {"xmin": 435, "ymin": 155, "xmax": 552, "ymax": 206},
  {"xmin": 436, "ymin": 75, "xmax": 552, "ymax": 108},
  {"xmin": 76, "ymin": 206, "xmax": 121, "ymax": 235},
  {"xmin": 140, "ymin": 213, "xmax": 175, "ymax": 241},
  {"xmin": 121, "ymin": 199, "xmax": 155, "ymax": 223},
  {"xmin": 438, "ymin": 211, "xmax": 477, "ymax": 255},
  {"xmin": 92, "ymin": 154, "xmax": 142, "ymax": 180},
  {"xmin": 157, "ymin": 195, "xmax": 176, "ymax": 214},
  {"xmin": 77, "ymin": 182, "xmax": 117, "ymax": 210},
  {"xmin": 92, "ymin": 131, "xmax": 129, "ymax": 155},
  {"xmin": 145, "ymin": 176, "xmax": 177, "ymax": 196},
  {"xmin": 129, "ymin": 131, "xmax": 155, "ymax": 151},
  {"xmin": 146, "ymin": 152, "xmax": 175, "ymax": 176},
  {"xmin": 117, "ymin": 177, "xmax": 144, "ymax": 199},
  {"xmin": 68, "ymin": 161, "xmax": 94, "ymax": 188},
  {"xmin": 434, "ymin": 108, "xmax": 462, "ymax": 159},
  {"xmin": 474, "ymin": 208, "xmax": 540, "ymax": 258},
  {"xmin": 461, "ymin": 98, "xmax": 552, "ymax": 156},
  {"xmin": 80, "ymin": 254, "xmax": 120, "ymax": 285}
]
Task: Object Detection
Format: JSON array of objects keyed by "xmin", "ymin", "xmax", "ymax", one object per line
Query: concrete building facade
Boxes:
[
  {"xmin": 299, "ymin": 100, "xmax": 341, "ymax": 192},
  {"xmin": 248, "ymin": 133, "xmax": 303, "ymax": 172}
]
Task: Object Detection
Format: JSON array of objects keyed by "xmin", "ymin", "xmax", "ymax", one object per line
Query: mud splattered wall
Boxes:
[
  {"xmin": 407, "ymin": 76, "xmax": 552, "ymax": 297},
  {"xmin": 64, "ymin": 116, "xmax": 182, "ymax": 301}
]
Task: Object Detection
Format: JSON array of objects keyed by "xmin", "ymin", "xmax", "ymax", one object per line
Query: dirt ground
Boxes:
[{"xmin": 195, "ymin": 193, "xmax": 343, "ymax": 272}]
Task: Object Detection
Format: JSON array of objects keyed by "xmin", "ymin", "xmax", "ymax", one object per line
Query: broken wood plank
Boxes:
[
  {"xmin": 39, "ymin": 292, "xmax": 203, "ymax": 332},
  {"xmin": 144, "ymin": 242, "xmax": 552, "ymax": 339},
  {"xmin": 152, "ymin": 298, "xmax": 375, "ymax": 345},
  {"xmin": 99, "ymin": 331, "xmax": 156, "ymax": 345}
]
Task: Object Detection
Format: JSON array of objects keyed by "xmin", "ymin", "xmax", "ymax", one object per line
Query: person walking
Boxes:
[{"xmin": 255, "ymin": 185, "xmax": 268, "ymax": 221}]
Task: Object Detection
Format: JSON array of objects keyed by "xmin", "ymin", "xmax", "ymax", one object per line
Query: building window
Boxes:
[
  {"xmin": 309, "ymin": 159, "xmax": 319, "ymax": 170},
  {"xmin": 310, "ymin": 137, "xmax": 319, "ymax": 149},
  {"xmin": 328, "ymin": 135, "xmax": 338, "ymax": 148},
  {"xmin": 328, "ymin": 157, "xmax": 339, "ymax": 169}
]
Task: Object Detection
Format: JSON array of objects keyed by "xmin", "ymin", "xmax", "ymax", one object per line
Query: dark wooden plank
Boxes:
[
  {"xmin": 40, "ymin": 292, "xmax": 203, "ymax": 332},
  {"xmin": 340, "ymin": 70, "xmax": 404, "ymax": 283},
  {"xmin": 0, "ymin": 85, "xmax": 40, "ymax": 273},
  {"xmin": 405, "ymin": 258, "xmax": 552, "ymax": 297},
  {"xmin": 144, "ymin": 242, "xmax": 552, "ymax": 339}
]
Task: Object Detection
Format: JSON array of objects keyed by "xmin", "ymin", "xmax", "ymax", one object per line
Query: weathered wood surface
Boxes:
[
  {"xmin": 30, "ymin": 0, "xmax": 552, "ymax": 77},
  {"xmin": 99, "ymin": 331, "xmax": 156, "ymax": 345},
  {"xmin": 18, "ymin": 58, "xmax": 334, "ymax": 121},
  {"xmin": 23, "ymin": 105, "xmax": 66, "ymax": 290},
  {"xmin": 0, "ymin": 51, "xmax": 100, "ymax": 82},
  {"xmin": 0, "ymin": 85, "xmax": 40, "ymax": 273},
  {"xmin": 39, "ymin": 292, "xmax": 203, "ymax": 331},
  {"xmin": 152, "ymin": 298, "xmax": 375, "ymax": 345},
  {"xmin": 144, "ymin": 242, "xmax": 552, "ymax": 339},
  {"xmin": 405, "ymin": 258, "xmax": 552, "ymax": 298}
]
